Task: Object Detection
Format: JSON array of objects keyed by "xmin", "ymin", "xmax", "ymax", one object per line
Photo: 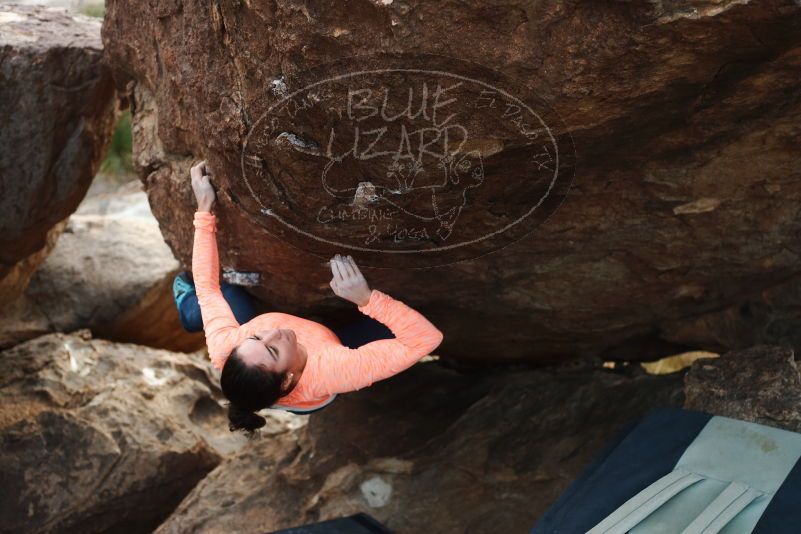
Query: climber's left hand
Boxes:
[{"xmin": 191, "ymin": 160, "xmax": 216, "ymax": 213}]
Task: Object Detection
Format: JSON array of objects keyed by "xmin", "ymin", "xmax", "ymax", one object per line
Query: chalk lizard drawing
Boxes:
[{"xmin": 319, "ymin": 148, "xmax": 484, "ymax": 241}]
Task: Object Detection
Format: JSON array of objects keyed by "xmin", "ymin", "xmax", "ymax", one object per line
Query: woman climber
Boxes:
[{"xmin": 172, "ymin": 160, "xmax": 444, "ymax": 434}]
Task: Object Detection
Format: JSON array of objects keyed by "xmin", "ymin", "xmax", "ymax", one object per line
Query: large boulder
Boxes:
[
  {"xmin": 0, "ymin": 181, "xmax": 206, "ymax": 352},
  {"xmin": 156, "ymin": 361, "xmax": 685, "ymax": 533},
  {"xmin": 0, "ymin": 5, "xmax": 117, "ymax": 308},
  {"xmin": 0, "ymin": 331, "xmax": 297, "ymax": 534},
  {"xmin": 102, "ymin": 0, "xmax": 801, "ymax": 364}
]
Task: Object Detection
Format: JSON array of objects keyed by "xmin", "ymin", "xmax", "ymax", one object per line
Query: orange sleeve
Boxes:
[
  {"xmin": 192, "ymin": 211, "xmax": 240, "ymax": 369},
  {"xmin": 309, "ymin": 289, "xmax": 444, "ymax": 397}
]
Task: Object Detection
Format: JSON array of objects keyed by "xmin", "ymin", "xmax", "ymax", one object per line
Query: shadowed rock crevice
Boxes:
[
  {"xmin": 155, "ymin": 362, "xmax": 686, "ymax": 532},
  {"xmin": 153, "ymin": 344, "xmax": 801, "ymax": 532}
]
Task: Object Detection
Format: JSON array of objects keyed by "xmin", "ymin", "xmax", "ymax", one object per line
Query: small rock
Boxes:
[{"xmin": 684, "ymin": 345, "xmax": 801, "ymax": 432}]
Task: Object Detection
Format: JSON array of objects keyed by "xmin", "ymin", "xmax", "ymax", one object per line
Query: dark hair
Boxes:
[{"xmin": 220, "ymin": 347, "xmax": 286, "ymax": 435}]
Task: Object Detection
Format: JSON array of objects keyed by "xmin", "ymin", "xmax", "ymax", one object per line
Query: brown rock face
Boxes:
[
  {"xmin": 0, "ymin": 5, "xmax": 117, "ymax": 307},
  {"xmin": 0, "ymin": 331, "xmax": 254, "ymax": 534},
  {"xmin": 104, "ymin": 0, "xmax": 801, "ymax": 364},
  {"xmin": 156, "ymin": 362, "xmax": 684, "ymax": 533}
]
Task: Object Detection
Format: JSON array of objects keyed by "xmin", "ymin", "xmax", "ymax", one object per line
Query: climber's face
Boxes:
[{"xmin": 237, "ymin": 329, "xmax": 299, "ymax": 374}]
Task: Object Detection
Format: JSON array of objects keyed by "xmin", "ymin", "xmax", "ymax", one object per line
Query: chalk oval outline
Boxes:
[{"xmin": 240, "ymin": 64, "xmax": 571, "ymax": 255}]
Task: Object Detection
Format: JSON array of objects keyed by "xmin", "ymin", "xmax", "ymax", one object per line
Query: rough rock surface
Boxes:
[
  {"xmin": 0, "ymin": 331, "xmax": 303, "ymax": 534},
  {"xmin": 0, "ymin": 181, "xmax": 205, "ymax": 352},
  {"xmin": 102, "ymin": 0, "xmax": 801, "ymax": 364},
  {"xmin": 156, "ymin": 362, "xmax": 685, "ymax": 533},
  {"xmin": 155, "ymin": 344, "xmax": 801, "ymax": 533},
  {"xmin": 685, "ymin": 344, "xmax": 801, "ymax": 432},
  {"xmin": 0, "ymin": 5, "xmax": 117, "ymax": 308}
]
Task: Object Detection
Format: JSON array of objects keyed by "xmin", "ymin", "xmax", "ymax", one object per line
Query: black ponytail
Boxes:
[
  {"xmin": 220, "ymin": 347, "xmax": 285, "ymax": 436},
  {"xmin": 227, "ymin": 402, "xmax": 267, "ymax": 434}
]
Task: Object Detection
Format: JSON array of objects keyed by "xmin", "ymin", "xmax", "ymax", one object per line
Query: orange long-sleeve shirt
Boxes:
[{"xmin": 191, "ymin": 211, "xmax": 444, "ymax": 411}]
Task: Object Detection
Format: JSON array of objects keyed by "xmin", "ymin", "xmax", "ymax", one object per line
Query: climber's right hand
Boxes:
[
  {"xmin": 329, "ymin": 254, "xmax": 372, "ymax": 307},
  {"xmin": 190, "ymin": 160, "xmax": 216, "ymax": 213}
]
